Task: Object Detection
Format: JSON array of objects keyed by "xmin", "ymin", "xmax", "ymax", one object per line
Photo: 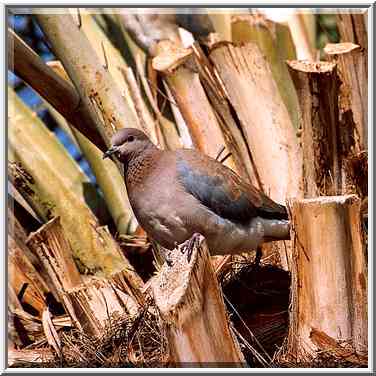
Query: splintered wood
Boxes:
[
  {"xmin": 287, "ymin": 60, "xmax": 340, "ymax": 197},
  {"xmin": 26, "ymin": 217, "xmax": 82, "ymax": 293},
  {"xmin": 8, "ymin": 348, "xmax": 54, "ymax": 368},
  {"xmin": 287, "ymin": 196, "xmax": 367, "ymax": 362},
  {"xmin": 151, "ymin": 235, "xmax": 245, "ymax": 367},
  {"xmin": 26, "ymin": 217, "xmax": 142, "ymax": 338},
  {"xmin": 324, "ymin": 42, "xmax": 367, "ymax": 151},
  {"xmin": 287, "ymin": 59, "xmax": 367, "ymax": 199},
  {"xmin": 64, "ymin": 278, "xmax": 139, "ymax": 337},
  {"xmin": 8, "ymin": 235, "xmax": 50, "ymax": 316}
]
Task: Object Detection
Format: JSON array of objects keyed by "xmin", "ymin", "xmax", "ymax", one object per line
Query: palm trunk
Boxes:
[
  {"xmin": 151, "ymin": 235, "xmax": 245, "ymax": 366},
  {"xmin": 153, "ymin": 41, "xmax": 238, "ymax": 172},
  {"xmin": 8, "ymin": 29, "xmax": 106, "ymax": 151},
  {"xmin": 324, "ymin": 42, "xmax": 367, "ymax": 150},
  {"xmin": 26, "ymin": 217, "xmax": 144, "ymax": 338},
  {"xmin": 231, "ymin": 13, "xmax": 300, "ymax": 129},
  {"xmin": 210, "ymin": 42, "xmax": 302, "ymax": 202},
  {"xmin": 286, "ymin": 196, "xmax": 367, "ymax": 361},
  {"xmin": 36, "ymin": 13, "xmax": 139, "ymax": 144}
]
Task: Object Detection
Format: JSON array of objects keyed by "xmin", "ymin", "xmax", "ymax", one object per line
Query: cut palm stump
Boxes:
[
  {"xmin": 336, "ymin": 13, "xmax": 367, "ymax": 63},
  {"xmin": 191, "ymin": 42, "xmax": 255, "ymax": 183},
  {"xmin": 324, "ymin": 42, "xmax": 367, "ymax": 151},
  {"xmin": 286, "ymin": 195, "xmax": 367, "ymax": 363},
  {"xmin": 209, "ymin": 42, "xmax": 302, "ymax": 201},
  {"xmin": 27, "ymin": 217, "xmax": 143, "ymax": 338},
  {"xmin": 287, "ymin": 59, "xmax": 367, "ymax": 199},
  {"xmin": 286, "ymin": 60, "xmax": 341, "ymax": 197},
  {"xmin": 151, "ymin": 234, "xmax": 245, "ymax": 367}
]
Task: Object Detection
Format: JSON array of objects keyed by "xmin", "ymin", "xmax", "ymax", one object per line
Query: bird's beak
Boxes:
[{"xmin": 103, "ymin": 146, "xmax": 119, "ymax": 160}]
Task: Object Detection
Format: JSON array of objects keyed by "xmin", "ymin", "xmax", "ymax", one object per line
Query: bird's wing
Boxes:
[{"xmin": 176, "ymin": 151, "xmax": 288, "ymax": 223}]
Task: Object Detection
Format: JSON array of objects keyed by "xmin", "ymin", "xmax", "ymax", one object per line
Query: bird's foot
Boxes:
[
  {"xmin": 187, "ymin": 245, "xmax": 193, "ymax": 263},
  {"xmin": 181, "ymin": 233, "xmax": 200, "ymax": 262}
]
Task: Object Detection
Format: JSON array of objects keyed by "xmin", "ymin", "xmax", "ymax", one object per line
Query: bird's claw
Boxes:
[
  {"xmin": 187, "ymin": 246, "xmax": 193, "ymax": 263},
  {"xmin": 182, "ymin": 233, "xmax": 200, "ymax": 262}
]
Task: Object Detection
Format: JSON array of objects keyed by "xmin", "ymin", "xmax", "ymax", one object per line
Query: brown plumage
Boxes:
[{"xmin": 104, "ymin": 128, "xmax": 290, "ymax": 255}]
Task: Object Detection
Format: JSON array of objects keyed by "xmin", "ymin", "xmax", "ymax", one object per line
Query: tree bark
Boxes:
[
  {"xmin": 151, "ymin": 234, "xmax": 245, "ymax": 366},
  {"xmin": 336, "ymin": 13, "xmax": 368, "ymax": 150},
  {"xmin": 287, "ymin": 196, "xmax": 367, "ymax": 361}
]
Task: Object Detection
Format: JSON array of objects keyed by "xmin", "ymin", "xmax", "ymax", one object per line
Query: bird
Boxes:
[{"xmin": 103, "ymin": 128, "xmax": 290, "ymax": 258}]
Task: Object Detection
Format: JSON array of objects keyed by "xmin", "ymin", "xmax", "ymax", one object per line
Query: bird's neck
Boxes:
[{"xmin": 123, "ymin": 146, "xmax": 160, "ymax": 189}]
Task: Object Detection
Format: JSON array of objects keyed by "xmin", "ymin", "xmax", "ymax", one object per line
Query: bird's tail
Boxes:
[{"xmin": 262, "ymin": 219, "xmax": 290, "ymax": 241}]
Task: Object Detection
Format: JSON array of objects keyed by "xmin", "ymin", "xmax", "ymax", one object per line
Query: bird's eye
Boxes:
[{"xmin": 127, "ymin": 135, "xmax": 135, "ymax": 142}]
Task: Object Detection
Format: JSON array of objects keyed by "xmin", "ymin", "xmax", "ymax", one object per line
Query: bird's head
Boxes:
[{"xmin": 103, "ymin": 128, "xmax": 156, "ymax": 163}]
